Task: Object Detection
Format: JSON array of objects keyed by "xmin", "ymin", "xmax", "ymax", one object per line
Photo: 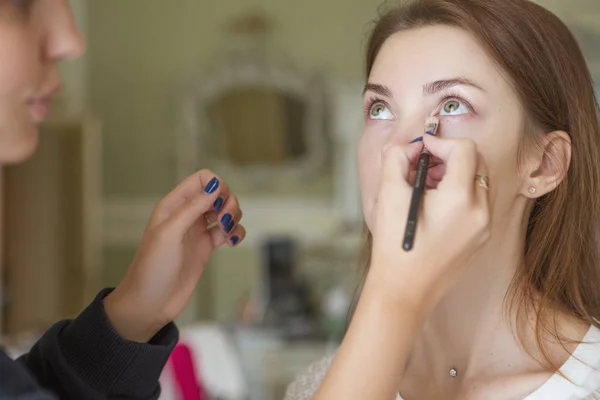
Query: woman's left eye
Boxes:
[{"xmin": 439, "ymin": 99, "xmax": 469, "ymax": 116}]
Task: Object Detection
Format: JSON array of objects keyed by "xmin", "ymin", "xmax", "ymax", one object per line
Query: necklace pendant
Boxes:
[{"xmin": 449, "ymin": 368, "xmax": 458, "ymax": 378}]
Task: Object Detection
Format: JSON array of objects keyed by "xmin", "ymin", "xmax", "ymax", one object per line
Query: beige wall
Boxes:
[
  {"xmin": 59, "ymin": 0, "xmax": 88, "ymax": 115},
  {"xmin": 88, "ymin": 0, "xmax": 379, "ymax": 197}
]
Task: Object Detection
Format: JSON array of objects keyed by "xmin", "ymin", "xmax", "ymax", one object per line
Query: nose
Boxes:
[
  {"xmin": 43, "ymin": 4, "xmax": 86, "ymax": 63},
  {"xmin": 383, "ymin": 119, "xmax": 426, "ymax": 151}
]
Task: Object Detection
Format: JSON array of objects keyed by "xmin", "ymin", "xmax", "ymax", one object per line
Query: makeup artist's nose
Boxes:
[{"xmin": 43, "ymin": 3, "xmax": 86, "ymax": 63}]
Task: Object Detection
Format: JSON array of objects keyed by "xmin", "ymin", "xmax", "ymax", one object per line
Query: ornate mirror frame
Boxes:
[{"xmin": 175, "ymin": 14, "xmax": 331, "ymax": 194}]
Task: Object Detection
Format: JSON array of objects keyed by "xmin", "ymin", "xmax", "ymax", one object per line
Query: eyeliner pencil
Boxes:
[{"xmin": 403, "ymin": 117, "xmax": 439, "ymax": 251}]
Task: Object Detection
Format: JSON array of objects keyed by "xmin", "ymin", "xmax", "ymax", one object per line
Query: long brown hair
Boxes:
[{"xmin": 350, "ymin": 0, "xmax": 600, "ymax": 371}]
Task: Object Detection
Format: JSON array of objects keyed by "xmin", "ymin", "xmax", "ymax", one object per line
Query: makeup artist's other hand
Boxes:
[
  {"xmin": 368, "ymin": 136, "xmax": 491, "ymax": 311},
  {"xmin": 104, "ymin": 170, "xmax": 245, "ymax": 342}
]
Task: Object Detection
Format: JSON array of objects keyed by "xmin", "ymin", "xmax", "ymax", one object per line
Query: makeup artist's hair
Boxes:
[{"xmin": 350, "ymin": 0, "xmax": 600, "ymax": 372}]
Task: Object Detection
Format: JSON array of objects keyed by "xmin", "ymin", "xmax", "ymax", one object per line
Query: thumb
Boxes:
[
  {"xmin": 162, "ymin": 192, "xmax": 217, "ymax": 237},
  {"xmin": 422, "ymin": 135, "xmax": 478, "ymax": 189},
  {"xmin": 380, "ymin": 141, "xmax": 424, "ymax": 190}
]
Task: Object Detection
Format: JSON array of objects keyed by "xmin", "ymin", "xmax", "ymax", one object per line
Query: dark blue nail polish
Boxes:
[
  {"xmin": 231, "ymin": 235, "xmax": 240, "ymax": 246},
  {"xmin": 204, "ymin": 177, "xmax": 219, "ymax": 194},
  {"xmin": 226, "ymin": 220, "xmax": 235, "ymax": 233},
  {"xmin": 425, "ymin": 130, "xmax": 436, "ymax": 136},
  {"xmin": 213, "ymin": 197, "xmax": 224, "ymax": 212},
  {"xmin": 221, "ymin": 213, "xmax": 233, "ymax": 231},
  {"xmin": 409, "ymin": 136, "xmax": 423, "ymax": 144}
]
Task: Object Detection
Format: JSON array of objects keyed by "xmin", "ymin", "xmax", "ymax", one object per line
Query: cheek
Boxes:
[
  {"xmin": 0, "ymin": 28, "xmax": 40, "ymax": 98},
  {"xmin": 358, "ymin": 135, "xmax": 384, "ymax": 229},
  {"xmin": 440, "ymin": 116, "xmax": 524, "ymax": 212},
  {"xmin": 437, "ymin": 116, "xmax": 519, "ymax": 168},
  {"xmin": 435, "ymin": 116, "xmax": 479, "ymax": 138},
  {"xmin": 0, "ymin": 27, "xmax": 42, "ymax": 163}
]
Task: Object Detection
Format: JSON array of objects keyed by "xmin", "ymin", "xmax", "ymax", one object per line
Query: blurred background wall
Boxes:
[{"xmin": 89, "ymin": 1, "xmax": 378, "ymax": 197}]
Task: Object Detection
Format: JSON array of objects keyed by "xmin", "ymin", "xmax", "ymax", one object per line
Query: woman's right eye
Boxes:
[{"xmin": 369, "ymin": 102, "xmax": 395, "ymax": 120}]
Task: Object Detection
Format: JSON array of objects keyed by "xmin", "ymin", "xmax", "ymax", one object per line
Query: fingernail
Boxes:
[
  {"xmin": 213, "ymin": 197, "xmax": 224, "ymax": 212},
  {"xmin": 231, "ymin": 235, "xmax": 240, "ymax": 246},
  {"xmin": 226, "ymin": 220, "xmax": 235, "ymax": 233},
  {"xmin": 204, "ymin": 177, "xmax": 219, "ymax": 194},
  {"xmin": 221, "ymin": 213, "xmax": 233, "ymax": 232},
  {"xmin": 425, "ymin": 130, "xmax": 436, "ymax": 136},
  {"xmin": 409, "ymin": 136, "xmax": 423, "ymax": 144}
]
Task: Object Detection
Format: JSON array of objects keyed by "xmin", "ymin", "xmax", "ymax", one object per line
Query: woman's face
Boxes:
[
  {"xmin": 359, "ymin": 25, "xmax": 528, "ymax": 233},
  {"xmin": 0, "ymin": 0, "xmax": 84, "ymax": 164}
]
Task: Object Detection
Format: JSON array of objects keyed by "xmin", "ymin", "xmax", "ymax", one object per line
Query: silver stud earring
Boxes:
[{"xmin": 529, "ymin": 186, "xmax": 537, "ymax": 194}]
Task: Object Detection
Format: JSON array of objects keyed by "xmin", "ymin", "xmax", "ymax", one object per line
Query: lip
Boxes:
[
  {"xmin": 27, "ymin": 85, "xmax": 60, "ymax": 122},
  {"xmin": 426, "ymin": 163, "xmax": 446, "ymax": 188},
  {"xmin": 407, "ymin": 158, "xmax": 446, "ymax": 189}
]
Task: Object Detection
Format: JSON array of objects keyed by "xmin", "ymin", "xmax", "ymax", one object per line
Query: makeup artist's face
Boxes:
[
  {"xmin": 359, "ymin": 25, "xmax": 527, "ymax": 233},
  {"xmin": 0, "ymin": 0, "xmax": 85, "ymax": 164}
]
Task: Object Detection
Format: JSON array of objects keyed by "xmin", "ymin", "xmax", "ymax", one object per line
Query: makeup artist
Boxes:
[{"xmin": 0, "ymin": 1, "xmax": 245, "ymax": 399}]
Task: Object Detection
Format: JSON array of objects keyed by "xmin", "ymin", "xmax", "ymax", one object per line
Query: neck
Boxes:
[
  {"xmin": 400, "ymin": 201, "xmax": 591, "ymax": 393},
  {"xmin": 407, "ymin": 202, "xmax": 536, "ymax": 381}
]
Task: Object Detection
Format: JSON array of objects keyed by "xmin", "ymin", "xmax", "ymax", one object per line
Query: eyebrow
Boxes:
[
  {"xmin": 362, "ymin": 77, "xmax": 485, "ymax": 97},
  {"xmin": 423, "ymin": 77, "xmax": 485, "ymax": 95},
  {"xmin": 362, "ymin": 83, "xmax": 392, "ymax": 97}
]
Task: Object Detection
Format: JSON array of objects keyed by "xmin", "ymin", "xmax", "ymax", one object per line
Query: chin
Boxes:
[{"xmin": 0, "ymin": 132, "xmax": 39, "ymax": 165}]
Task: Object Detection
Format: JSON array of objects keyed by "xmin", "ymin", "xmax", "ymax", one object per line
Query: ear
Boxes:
[{"xmin": 521, "ymin": 131, "xmax": 571, "ymax": 198}]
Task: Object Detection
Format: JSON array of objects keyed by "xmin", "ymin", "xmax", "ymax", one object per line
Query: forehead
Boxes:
[{"xmin": 370, "ymin": 25, "xmax": 512, "ymax": 96}]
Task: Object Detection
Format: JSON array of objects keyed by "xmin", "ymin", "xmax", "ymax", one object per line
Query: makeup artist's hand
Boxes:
[
  {"xmin": 104, "ymin": 170, "xmax": 245, "ymax": 342},
  {"xmin": 367, "ymin": 135, "xmax": 491, "ymax": 311}
]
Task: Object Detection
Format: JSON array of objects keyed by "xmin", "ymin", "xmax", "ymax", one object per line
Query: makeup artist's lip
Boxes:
[{"xmin": 27, "ymin": 85, "xmax": 61, "ymax": 122}]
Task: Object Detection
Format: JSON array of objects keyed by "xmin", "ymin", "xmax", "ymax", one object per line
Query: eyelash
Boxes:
[
  {"xmin": 363, "ymin": 97, "xmax": 385, "ymax": 118},
  {"xmin": 363, "ymin": 92, "xmax": 475, "ymax": 118},
  {"xmin": 438, "ymin": 92, "xmax": 474, "ymax": 115}
]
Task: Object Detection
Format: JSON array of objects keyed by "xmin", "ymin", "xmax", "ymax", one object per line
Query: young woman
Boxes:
[
  {"xmin": 285, "ymin": 0, "xmax": 600, "ymax": 399},
  {"xmin": 0, "ymin": 1, "xmax": 245, "ymax": 399}
]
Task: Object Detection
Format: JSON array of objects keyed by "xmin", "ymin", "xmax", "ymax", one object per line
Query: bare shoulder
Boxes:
[{"xmin": 283, "ymin": 355, "xmax": 334, "ymax": 400}]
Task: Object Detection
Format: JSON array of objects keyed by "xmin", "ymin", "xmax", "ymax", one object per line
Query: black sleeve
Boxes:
[
  {"xmin": 15, "ymin": 289, "xmax": 179, "ymax": 400},
  {"xmin": 0, "ymin": 350, "xmax": 55, "ymax": 400}
]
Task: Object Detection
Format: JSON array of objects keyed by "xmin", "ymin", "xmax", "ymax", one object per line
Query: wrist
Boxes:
[
  {"xmin": 103, "ymin": 289, "xmax": 167, "ymax": 343},
  {"xmin": 362, "ymin": 259, "xmax": 438, "ymax": 317},
  {"xmin": 333, "ymin": 275, "xmax": 428, "ymax": 392}
]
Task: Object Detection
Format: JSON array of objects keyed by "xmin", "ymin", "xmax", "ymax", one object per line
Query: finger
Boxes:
[
  {"xmin": 474, "ymin": 152, "xmax": 491, "ymax": 213},
  {"xmin": 209, "ymin": 223, "xmax": 246, "ymax": 248},
  {"xmin": 162, "ymin": 189, "xmax": 226, "ymax": 238},
  {"xmin": 152, "ymin": 170, "xmax": 231, "ymax": 224},
  {"xmin": 216, "ymin": 194, "xmax": 243, "ymax": 237},
  {"xmin": 203, "ymin": 194, "xmax": 227, "ymax": 228},
  {"xmin": 225, "ymin": 224, "xmax": 246, "ymax": 247},
  {"xmin": 204, "ymin": 210, "xmax": 219, "ymax": 230},
  {"xmin": 423, "ymin": 135, "xmax": 478, "ymax": 189},
  {"xmin": 380, "ymin": 141, "xmax": 424, "ymax": 190}
]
